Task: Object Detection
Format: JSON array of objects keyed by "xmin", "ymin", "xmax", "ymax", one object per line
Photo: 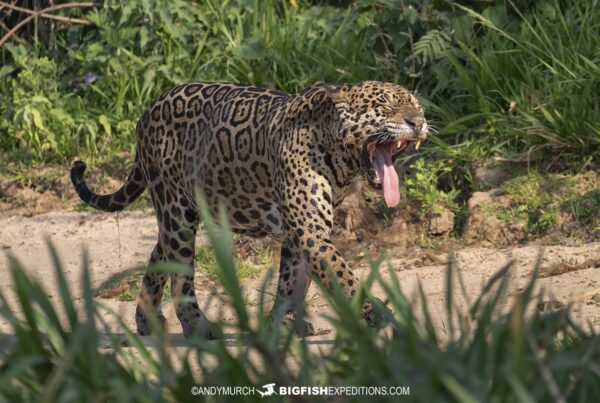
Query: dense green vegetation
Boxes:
[
  {"xmin": 1, "ymin": 199, "xmax": 599, "ymax": 402},
  {"xmin": 0, "ymin": 0, "xmax": 598, "ymax": 171}
]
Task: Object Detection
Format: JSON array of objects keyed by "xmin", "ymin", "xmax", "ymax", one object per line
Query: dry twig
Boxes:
[
  {"xmin": 0, "ymin": 18, "xmax": 26, "ymax": 45},
  {"xmin": 0, "ymin": 1, "xmax": 91, "ymax": 25},
  {"xmin": 0, "ymin": 2, "xmax": 97, "ymax": 48}
]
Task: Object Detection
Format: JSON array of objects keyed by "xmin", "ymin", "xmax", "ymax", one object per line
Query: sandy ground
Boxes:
[{"xmin": 1, "ymin": 209, "xmax": 600, "ymax": 343}]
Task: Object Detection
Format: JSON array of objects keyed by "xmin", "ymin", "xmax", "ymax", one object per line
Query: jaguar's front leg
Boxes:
[
  {"xmin": 272, "ymin": 190, "xmax": 379, "ymax": 335},
  {"xmin": 274, "ymin": 225, "xmax": 382, "ymax": 334},
  {"xmin": 273, "ymin": 238, "xmax": 316, "ymax": 336}
]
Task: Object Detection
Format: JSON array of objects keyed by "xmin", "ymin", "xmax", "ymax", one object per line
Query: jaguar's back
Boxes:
[{"xmin": 136, "ymin": 83, "xmax": 294, "ymax": 237}]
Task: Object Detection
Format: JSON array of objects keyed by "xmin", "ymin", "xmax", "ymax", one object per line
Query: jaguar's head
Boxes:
[{"xmin": 326, "ymin": 81, "xmax": 428, "ymax": 208}]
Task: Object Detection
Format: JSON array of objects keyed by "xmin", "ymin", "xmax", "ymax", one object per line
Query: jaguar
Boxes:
[{"xmin": 70, "ymin": 81, "xmax": 428, "ymax": 337}]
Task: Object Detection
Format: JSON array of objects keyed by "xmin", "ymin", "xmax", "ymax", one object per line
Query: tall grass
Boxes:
[
  {"xmin": 435, "ymin": 0, "xmax": 600, "ymax": 166},
  {"xmin": 1, "ymin": 202, "xmax": 599, "ymax": 401}
]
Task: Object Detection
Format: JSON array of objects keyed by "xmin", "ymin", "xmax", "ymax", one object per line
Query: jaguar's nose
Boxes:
[{"xmin": 404, "ymin": 116, "xmax": 425, "ymax": 135}]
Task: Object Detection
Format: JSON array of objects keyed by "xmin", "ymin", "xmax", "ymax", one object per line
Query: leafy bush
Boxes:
[
  {"xmin": 0, "ymin": 0, "xmax": 597, "ymax": 168},
  {"xmin": 403, "ymin": 159, "xmax": 459, "ymax": 215},
  {"xmin": 0, "ymin": 46, "xmax": 108, "ymax": 162}
]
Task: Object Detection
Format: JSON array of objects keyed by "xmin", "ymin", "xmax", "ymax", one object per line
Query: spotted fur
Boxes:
[{"xmin": 70, "ymin": 81, "xmax": 428, "ymax": 337}]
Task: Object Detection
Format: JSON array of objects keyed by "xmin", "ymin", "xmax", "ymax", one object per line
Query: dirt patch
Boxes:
[
  {"xmin": 0, "ymin": 161, "xmax": 151, "ymax": 219},
  {"xmin": 1, "ymin": 211, "xmax": 600, "ymax": 338},
  {"xmin": 332, "ymin": 171, "xmax": 599, "ymax": 256},
  {"xmin": 331, "ymin": 180, "xmax": 457, "ymax": 261},
  {"xmin": 464, "ymin": 171, "xmax": 600, "ymax": 246}
]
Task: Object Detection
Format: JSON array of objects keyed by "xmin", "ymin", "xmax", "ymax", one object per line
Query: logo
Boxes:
[{"xmin": 257, "ymin": 383, "xmax": 277, "ymax": 397}]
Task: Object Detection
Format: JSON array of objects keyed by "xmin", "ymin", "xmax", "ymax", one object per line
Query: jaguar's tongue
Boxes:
[{"xmin": 373, "ymin": 144, "xmax": 400, "ymax": 208}]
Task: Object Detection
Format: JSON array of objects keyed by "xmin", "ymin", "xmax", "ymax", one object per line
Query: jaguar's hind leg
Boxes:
[
  {"xmin": 136, "ymin": 242, "xmax": 169, "ymax": 335},
  {"xmin": 162, "ymin": 200, "xmax": 213, "ymax": 338}
]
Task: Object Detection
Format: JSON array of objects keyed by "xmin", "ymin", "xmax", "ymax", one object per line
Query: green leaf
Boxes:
[
  {"xmin": 538, "ymin": 2, "xmax": 557, "ymax": 19},
  {"xmin": 46, "ymin": 131, "xmax": 57, "ymax": 149},
  {"xmin": 441, "ymin": 374, "xmax": 478, "ymax": 403},
  {"xmin": 87, "ymin": 42, "xmax": 104, "ymax": 56},
  {"xmin": 31, "ymin": 95, "xmax": 52, "ymax": 105},
  {"xmin": 50, "ymin": 108, "xmax": 74, "ymax": 126},
  {"xmin": 99, "ymin": 114, "xmax": 112, "ymax": 136},
  {"xmin": 139, "ymin": 26, "xmax": 150, "ymax": 49},
  {"xmin": 109, "ymin": 57, "xmax": 125, "ymax": 74},
  {"xmin": 31, "ymin": 109, "xmax": 46, "ymax": 131},
  {"xmin": 0, "ymin": 64, "xmax": 15, "ymax": 79}
]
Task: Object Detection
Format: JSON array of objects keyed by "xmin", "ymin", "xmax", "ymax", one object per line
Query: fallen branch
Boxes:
[
  {"xmin": 0, "ymin": 18, "xmax": 26, "ymax": 45},
  {"xmin": 0, "ymin": 2, "xmax": 97, "ymax": 48}
]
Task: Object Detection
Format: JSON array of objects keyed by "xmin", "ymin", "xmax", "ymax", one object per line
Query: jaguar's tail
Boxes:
[{"xmin": 70, "ymin": 158, "xmax": 146, "ymax": 212}]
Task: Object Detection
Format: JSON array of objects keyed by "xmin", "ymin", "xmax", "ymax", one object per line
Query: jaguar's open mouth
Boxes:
[{"xmin": 362, "ymin": 137, "xmax": 422, "ymax": 208}]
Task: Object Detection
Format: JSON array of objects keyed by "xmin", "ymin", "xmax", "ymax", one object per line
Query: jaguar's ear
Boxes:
[{"xmin": 320, "ymin": 83, "xmax": 350, "ymax": 107}]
